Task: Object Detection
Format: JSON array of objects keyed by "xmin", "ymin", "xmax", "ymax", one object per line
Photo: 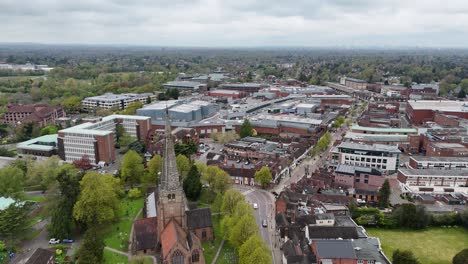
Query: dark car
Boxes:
[
  {"xmin": 62, "ymin": 239, "xmax": 74, "ymax": 243},
  {"xmin": 262, "ymin": 220, "xmax": 268, "ymax": 228}
]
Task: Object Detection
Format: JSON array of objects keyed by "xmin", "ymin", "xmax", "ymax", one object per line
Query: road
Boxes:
[{"xmin": 234, "ymin": 185, "xmax": 282, "ymax": 264}]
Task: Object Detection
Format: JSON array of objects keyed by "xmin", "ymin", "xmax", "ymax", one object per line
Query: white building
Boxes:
[
  {"xmin": 81, "ymin": 93, "xmax": 156, "ymax": 112},
  {"xmin": 332, "ymin": 142, "xmax": 401, "ymax": 172}
]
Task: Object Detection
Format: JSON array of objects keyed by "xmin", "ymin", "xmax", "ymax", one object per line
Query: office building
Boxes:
[
  {"xmin": 406, "ymin": 100, "xmax": 468, "ymax": 125},
  {"xmin": 332, "ymin": 142, "xmax": 401, "ymax": 172},
  {"xmin": 408, "ymin": 156, "xmax": 468, "ymax": 170},
  {"xmin": 3, "ymin": 104, "xmax": 65, "ymax": 126},
  {"xmin": 398, "ymin": 168, "xmax": 468, "ymax": 194},
  {"xmin": 58, "ymin": 115, "xmax": 151, "ymax": 164},
  {"xmin": 81, "ymin": 93, "xmax": 156, "ymax": 112}
]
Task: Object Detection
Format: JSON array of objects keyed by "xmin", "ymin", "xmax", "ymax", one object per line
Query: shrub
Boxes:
[{"xmin": 128, "ymin": 188, "xmax": 142, "ymax": 200}]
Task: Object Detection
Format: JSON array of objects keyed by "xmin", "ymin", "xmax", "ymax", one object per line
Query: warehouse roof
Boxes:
[
  {"xmin": 351, "ymin": 125, "xmax": 417, "ymax": 134},
  {"xmin": 338, "ymin": 142, "xmax": 401, "ymax": 153},
  {"xmin": 399, "ymin": 168, "xmax": 468, "ymax": 177},
  {"xmin": 408, "ymin": 100, "xmax": 468, "ymax": 111},
  {"xmin": 16, "ymin": 134, "xmax": 58, "ymax": 151}
]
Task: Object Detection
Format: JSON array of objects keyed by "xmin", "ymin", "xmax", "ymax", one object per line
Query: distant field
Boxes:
[
  {"xmin": 0, "ymin": 75, "xmax": 45, "ymax": 80},
  {"xmin": 367, "ymin": 227, "xmax": 468, "ymax": 264}
]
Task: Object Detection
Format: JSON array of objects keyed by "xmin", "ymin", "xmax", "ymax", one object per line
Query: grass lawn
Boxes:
[
  {"xmin": 24, "ymin": 195, "xmax": 45, "ymax": 203},
  {"xmin": 197, "ymin": 188, "xmax": 216, "ymax": 208},
  {"xmin": 367, "ymin": 227, "xmax": 468, "ymax": 264},
  {"xmin": 103, "ymin": 197, "xmax": 144, "ymax": 251},
  {"xmin": 217, "ymin": 241, "xmax": 237, "ymax": 264},
  {"xmin": 202, "ymin": 218, "xmax": 222, "ymax": 263},
  {"xmin": 103, "ymin": 249, "xmax": 128, "ymax": 264}
]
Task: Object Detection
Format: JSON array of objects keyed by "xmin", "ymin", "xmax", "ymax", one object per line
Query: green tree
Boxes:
[
  {"xmin": 183, "ymin": 165, "xmax": 202, "ymax": 200},
  {"xmin": 76, "ymin": 227, "xmax": 105, "ymax": 264},
  {"xmin": 48, "ymin": 165, "xmax": 81, "ymax": 239},
  {"xmin": 121, "ymin": 150, "xmax": 144, "ymax": 187},
  {"xmin": 0, "ymin": 202, "xmax": 29, "ymax": 245},
  {"xmin": 453, "ymin": 248, "xmax": 468, "ymax": 264},
  {"xmin": 248, "ymin": 247, "xmax": 272, "ymax": 264},
  {"xmin": 119, "ymin": 132, "xmax": 136, "ymax": 148},
  {"xmin": 73, "ymin": 172, "xmax": 121, "ymax": 227},
  {"xmin": 62, "ymin": 96, "xmax": 81, "ymax": 113},
  {"xmin": 40, "ymin": 125, "xmax": 58, "ymax": 136},
  {"xmin": 391, "ymin": 204, "xmax": 429, "ymax": 229},
  {"xmin": 144, "ymin": 154, "xmax": 163, "ymax": 185},
  {"xmin": 128, "ymin": 188, "xmax": 142, "ymax": 199},
  {"xmin": 176, "ymin": 154, "xmax": 190, "ymax": 179},
  {"xmin": 174, "ymin": 141, "xmax": 198, "ymax": 157},
  {"xmin": 458, "ymin": 88, "xmax": 466, "ymax": 98},
  {"xmin": 392, "ymin": 249, "xmax": 421, "ymax": 264},
  {"xmin": 377, "ymin": 179, "xmax": 391, "ymax": 208},
  {"xmin": 0, "ymin": 166, "xmax": 25, "ymax": 198},
  {"xmin": 121, "ymin": 101, "xmax": 143, "ymax": 115},
  {"xmin": 212, "ymin": 169, "xmax": 232, "ymax": 194},
  {"xmin": 26, "ymin": 156, "xmax": 61, "ymax": 190},
  {"xmin": 228, "ymin": 214, "xmax": 258, "ymax": 248},
  {"xmin": 240, "ymin": 119, "xmax": 253, "ymax": 138},
  {"xmin": 460, "ymin": 209, "xmax": 468, "ymax": 229},
  {"xmin": 221, "ymin": 189, "xmax": 244, "ymax": 215},
  {"xmin": 254, "ymin": 166, "xmax": 272, "ymax": 189},
  {"xmin": 212, "ymin": 193, "xmax": 223, "ymax": 218},
  {"xmin": 16, "ymin": 121, "xmax": 40, "ymax": 141},
  {"xmin": 239, "ymin": 235, "xmax": 271, "ymax": 264}
]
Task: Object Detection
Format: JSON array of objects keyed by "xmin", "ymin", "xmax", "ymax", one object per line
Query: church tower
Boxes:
[{"xmin": 157, "ymin": 113, "xmax": 188, "ymax": 237}]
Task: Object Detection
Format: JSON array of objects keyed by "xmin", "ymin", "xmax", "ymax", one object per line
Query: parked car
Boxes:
[
  {"xmin": 253, "ymin": 203, "xmax": 258, "ymax": 209},
  {"xmin": 236, "ymin": 159, "xmax": 241, "ymax": 163},
  {"xmin": 49, "ymin": 238, "xmax": 60, "ymax": 244},
  {"xmin": 62, "ymin": 238, "xmax": 74, "ymax": 243},
  {"xmin": 262, "ymin": 220, "xmax": 268, "ymax": 228}
]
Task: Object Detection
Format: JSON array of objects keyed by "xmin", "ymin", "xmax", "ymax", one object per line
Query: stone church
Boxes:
[{"xmin": 132, "ymin": 115, "xmax": 213, "ymax": 263}]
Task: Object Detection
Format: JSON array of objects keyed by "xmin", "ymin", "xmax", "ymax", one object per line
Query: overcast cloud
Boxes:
[{"xmin": 1, "ymin": 0, "xmax": 467, "ymax": 47}]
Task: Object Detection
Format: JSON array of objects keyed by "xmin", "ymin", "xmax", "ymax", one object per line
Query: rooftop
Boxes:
[
  {"xmin": 314, "ymin": 240, "xmax": 356, "ymax": 259},
  {"xmin": 164, "ymin": 81, "xmax": 204, "ymax": 88},
  {"xmin": 351, "ymin": 125, "xmax": 417, "ymax": 134},
  {"xmin": 399, "ymin": 168, "xmax": 468, "ymax": 177},
  {"xmin": 410, "ymin": 156, "xmax": 468, "ymax": 163},
  {"xmin": 83, "ymin": 92, "xmax": 152, "ymax": 102},
  {"xmin": 408, "ymin": 100, "xmax": 468, "ymax": 112},
  {"xmin": 338, "ymin": 142, "xmax": 401, "ymax": 153},
  {"xmin": 16, "ymin": 134, "xmax": 58, "ymax": 151},
  {"xmin": 335, "ymin": 164, "xmax": 382, "ymax": 176},
  {"xmin": 0, "ymin": 197, "xmax": 15, "ymax": 210},
  {"xmin": 344, "ymin": 132, "xmax": 409, "ymax": 142},
  {"xmin": 431, "ymin": 142, "xmax": 467, "ymax": 149}
]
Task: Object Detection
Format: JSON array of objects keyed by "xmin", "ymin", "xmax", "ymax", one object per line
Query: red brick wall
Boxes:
[
  {"xmin": 96, "ymin": 134, "xmax": 115, "ymax": 163},
  {"xmin": 397, "ymin": 170, "xmax": 407, "ymax": 183},
  {"xmin": 275, "ymin": 199, "xmax": 286, "ymax": 214},
  {"xmin": 433, "ymin": 113, "xmax": 460, "ymax": 127}
]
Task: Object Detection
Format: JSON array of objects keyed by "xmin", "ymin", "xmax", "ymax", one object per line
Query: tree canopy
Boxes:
[
  {"xmin": 240, "ymin": 119, "xmax": 253, "ymax": 138},
  {"xmin": 392, "ymin": 249, "xmax": 421, "ymax": 264},
  {"xmin": 377, "ymin": 179, "xmax": 391, "ymax": 208},
  {"xmin": 121, "ymin": 150, "xmax": 144, "ymax": 187},
  {"xmin": 254, "ymin": 166, "xmax": 272, "ymax": 189}
]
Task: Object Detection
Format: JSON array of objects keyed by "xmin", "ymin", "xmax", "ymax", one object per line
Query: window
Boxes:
[
  {"xmin": 172, "ymin": 250, "xmax": 184, "ymax": 264},
  {"xmin": 357, "ymin": 261, "xmax": 364, "ymax": 264},
  {"xmin": 368, "ymin": 261, "xmax": 375, "ymax": 264},
  {"xmin": 202, "ymin": 230, "xmax": 207, "ymax": 239},
  {"xmin": 364, "ymin": 180, "xmax": 369, "ymax": 184},
  {"xmin": 192, "ymin": 250, "xmax": 200, "ymax": 263}
]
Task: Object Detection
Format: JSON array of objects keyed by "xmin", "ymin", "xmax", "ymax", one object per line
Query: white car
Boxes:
[
  {"xmin": 49, "ymin": 238, "xmax": 60, "ymax": 244},
  {"xmin": 253, "ymin": 203, "xmax": 258, "ymax": 209}
]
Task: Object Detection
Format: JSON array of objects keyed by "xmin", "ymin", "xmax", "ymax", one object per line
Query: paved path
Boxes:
[
  {"xmin": 128, "ymin": 208, "xmax": 143, "ymax": 257},
  {"xmin": 105, "ymin": 246, "xmax": 129, "ymax": 256},
  {"xmin": 210, "ymin": 240, "xmax": 225, "ymax": 264}
]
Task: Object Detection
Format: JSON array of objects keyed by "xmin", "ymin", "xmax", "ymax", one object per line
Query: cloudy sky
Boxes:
[{"xmin": 1, "ymin": 0, "xmax": 467, "ymax": 47}]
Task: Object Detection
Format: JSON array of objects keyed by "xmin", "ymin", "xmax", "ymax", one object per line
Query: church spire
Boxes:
[{"xmin": 160, "ymin": 110, "xmax": 182, "ymax": 191}]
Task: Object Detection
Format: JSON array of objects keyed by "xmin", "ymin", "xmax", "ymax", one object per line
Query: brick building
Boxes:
[
  {"xmin": 426, "ymin": 142, "xmax": 468, "ymax": 157},
  {"xmin": 398, "ymin": 168, "xmax": 468, "ymax": 194},
  {"xmin": 3, "ymin": 104, "xmax": 65, "ymax": 126},
  {"xmin": 207, "ymin": 89, "xmax": 247, "ymax": 99},
  {"xmin": 408, "ymin": 156, "xmax": 468, "ymax": 170},
  {"xmin": 333, "ymin": 164, "xmax": 384, "ymax": 202},
  {"xmin": 406, "ymin": 100, "xmax": 468, "ymax": 125}
]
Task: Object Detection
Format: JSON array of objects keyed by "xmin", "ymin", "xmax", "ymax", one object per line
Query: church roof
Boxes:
[
  {"xmin": 186, "ymin": 208, "xmax": 213, "ymax": 229},
  {"xmin": 160, "ymin": 111, "xmax": 183, "ymax": 192},
  {"xmin": 161, "ymin": 219, "xmax": 189, "ymax": 258},
  {"xmin": 133, "ymin": 217, "xmax": 158, "ymax": 251}
]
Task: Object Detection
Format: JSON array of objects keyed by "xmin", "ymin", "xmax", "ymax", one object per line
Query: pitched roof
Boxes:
[
  {"xmin": 161, "ymin": 219, "xmax": 188, "ymax": 258},
  {"xmin": 314, "ymin": 240, "xmax": 357, "ymax": 259},
  {"xmin": 25, "ymin": 248, "xmax": 54, "ymax": 264},
  {"xmin": 133, "ymin": 217, "xmax": 157, "ymax": 251},
  {"xmin": 308, "ymin": 226, "xmax": 359, "ymax": 239},
  {"xmin": 186, "ymin": 208, "xmax": 213, "ymax": 229}
]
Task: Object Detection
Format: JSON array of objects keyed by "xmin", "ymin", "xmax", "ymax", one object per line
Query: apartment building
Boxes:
[
  {"xmin": 3, "ymin": 104, "xmax": 65, "ymax": 126},
  {"xmin": 408, "ymin": 156, "xmax": 468, "ymax": 170},
  {"xmin": 332, "ymin": 142, "xmax": 401, "ymax": 172},
  {"xmin": 58, "ymin": 115, "xmax": 151, "ymax": 164},
  {"xmin": 81, "ymin": 93, "xmax": 156, "ymax": 112},
  {"xmin": 397, "ymin": 168, "xmax": 468, "ymax": 193}
]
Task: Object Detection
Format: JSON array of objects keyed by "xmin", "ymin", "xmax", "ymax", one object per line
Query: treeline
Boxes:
[{"xmin": 351, "ymin": 204, "xmax": 468, "ymax": 230}]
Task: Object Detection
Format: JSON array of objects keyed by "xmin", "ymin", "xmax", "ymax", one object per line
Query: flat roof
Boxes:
[
  {"xmin": 60, "ymin": 115, "xmax": 149, "ymax": 136},
  {"xmin": 432, "ymin": 142, "xmax": 467, "ymax": 149},
  {"xmin": 252, "ymin": 114, "xmax": 322, "ymax": 125},
  {"xmin": 164, "ymin": 81, "xmax": 203, "ymax": 87},
  {"xmin": 16, "ymin": 134, "xmax": 58, "ymax": 151},
  {"xmin": 352, "ymin": 125, "xmax": 417, "ymax": 134},
  {"xmin": 139, "ymin": 100, "xmax": 179, "ymax": 110},
  {"xmin": 314, "ymin": 240, "xmax": 356, "ymax": 259},
  {"xmin": 410, "ymin": 156, "xmax": 468, "ymax": 163},
  {"xmin": 408, "ymin": 100, "xmax": 468, "ymax": 112},
  {"xmin": 209, "ymin": 89, "xmax": 241, "ymax": 95},
  {"xmin": 222, "ymin": 83, "xmax": 264, "ymax": 88},
  {"xmin": 345, "ymin": 132, "xmax": 408, "ymax": 142},
  {"xmin": 0, "ymin": 197, "xmax": 15, "ymax": 210},
  {"xmin": 338, "ymin": 142, "xmax": 401, "ymax": 153},
  {"xmin": 399, "ymin": 168, "xmax": 468, "ymax": 177},
  {"xmin": 296, "ymin": 103, "xmax": 316, "ymax": 108}
]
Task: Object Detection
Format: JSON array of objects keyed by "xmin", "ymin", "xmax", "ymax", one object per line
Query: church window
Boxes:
[
  {"xmin": 172, "ymin": 250, "xmax": 184, "ymax": 264},
  {"xmin": 192, "ymin": 250, "xmax": 200, "ymax": 263},
  {"xmin": 202, "ymin": 230, "xmax": 207, "ymax": 239}
]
